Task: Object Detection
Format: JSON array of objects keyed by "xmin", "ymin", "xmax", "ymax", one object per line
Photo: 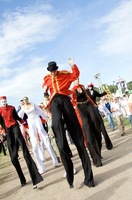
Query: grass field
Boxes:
[{"xmin": 104, "ymin": 116, "xmax": 131, "ymax": 128}]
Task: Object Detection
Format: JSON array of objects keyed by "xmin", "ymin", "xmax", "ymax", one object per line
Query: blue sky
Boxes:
[{"xmin": 0, "ymin": 0, "xmax": 132, "ymax": 107}]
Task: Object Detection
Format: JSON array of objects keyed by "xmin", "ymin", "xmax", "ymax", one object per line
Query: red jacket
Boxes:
[
  {"xmin": 0, "ymin": 105, "xmax": 22, "ymax": 128},
  {"xmin": 42, "ymin": 64, "xmax": 80, "ymax": 108}
]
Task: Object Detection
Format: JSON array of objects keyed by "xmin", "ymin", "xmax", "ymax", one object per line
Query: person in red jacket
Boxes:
[
  {"xmin": 0, "ymin": 96, "xmax": 43, "ymax": 189},
  {"xmin": 42, "ymin": 58, "xmax": 95, "ymax": 188}
]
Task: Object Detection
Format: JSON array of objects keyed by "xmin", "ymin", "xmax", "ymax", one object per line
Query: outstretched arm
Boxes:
[
  {"xmin": 95, "ymin": 90, "xmax": 107, "ymax": 98},
  {"xmin": 13, "ymin": 108, "xmax": 23, "ymax": 122},
  {"xmin": 67, "ymin": 58, "xmax": 80, "ymax": 80}
]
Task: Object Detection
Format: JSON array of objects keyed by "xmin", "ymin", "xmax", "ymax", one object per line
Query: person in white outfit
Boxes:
[
  {"xmin": 18, "ymin": 96, "xmax": 59, "ymax": 174},
  {"xmin": 111, "ymin": 97, "xmax": 125, "ymax": 136}
]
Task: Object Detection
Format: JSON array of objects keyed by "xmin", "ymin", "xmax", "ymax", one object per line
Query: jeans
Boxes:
[
  {"xmin": 128, "ymin": 115, "xmax": 132, "ymax": 126},
  {"xmin": 107, "ymin": 113, "xmax": 115, "ymax": 130}
]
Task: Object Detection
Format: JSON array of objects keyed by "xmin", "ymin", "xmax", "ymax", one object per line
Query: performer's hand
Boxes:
[{"xmin": 68, "ymin": 58, "xmax": 74, "ymax": 67}]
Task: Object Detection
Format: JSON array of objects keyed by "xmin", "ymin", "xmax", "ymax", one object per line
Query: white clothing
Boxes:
[
  {"xmin": 111, "ymin": 101, "xmax": 125, "ymax": 135},
  {"xmin": 128, "ymin": 94, "xmax": 132, "ymax": 114},
  {"xmin": 120, "ymin": 98, "xmax": 131, "ymax": 117},
  {"xmin": 98, "ymin": 102, "xmax": 111, "ymax": 116},
  {"xmin": 18, "ymin": 103, "xmax": 58, "ymax": 173},
  {"xmin": 128, "ymin": 94, "xmax": 132, "ymax": 103},
  {"xmin": 111, "ymin": 102, "xmax": 123, "ymax": 116}
]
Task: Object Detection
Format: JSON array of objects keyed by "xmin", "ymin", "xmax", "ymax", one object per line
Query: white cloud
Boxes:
[
  {"xmin": 0, "ymin": 3, "xmax": 67, "ymax": 67},
  {"xmin": 1, "ymin": 1, "xmax": 131, "ymax": 106},
  {"xmin": 0, "ymin": 2, "xmax": 78, "ymax": 106},
  {"xmin": 0, "ymin": 56, "xmax": 48, "ymax": 105},
  {"xmin": 96, "ymin": 0, "xmax": 132, "ymax": 56}
]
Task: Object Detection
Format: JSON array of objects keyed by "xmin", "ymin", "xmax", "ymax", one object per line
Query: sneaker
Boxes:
[{"xmin": 69, "ymin": 184, "xmax": 74, "ymax": 189}]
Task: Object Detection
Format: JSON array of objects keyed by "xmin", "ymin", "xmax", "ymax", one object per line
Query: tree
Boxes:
[{"xmin": 127, "ymin": 81, "xmax": 132, "ymax": 90}]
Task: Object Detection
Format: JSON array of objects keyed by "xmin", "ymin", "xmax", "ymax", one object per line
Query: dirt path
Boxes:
[{"xmin": 0, "ymin": 127, "xmax": 132, "ymax": 200}]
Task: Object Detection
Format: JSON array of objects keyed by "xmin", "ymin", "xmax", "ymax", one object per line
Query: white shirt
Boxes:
[
  {"xmin": 18, "ymin": 103, "xmax": 47, "ymax": 121},
  {"xmin": 111, "ymin": 101, "xmax": 123, "ymax": 116}
]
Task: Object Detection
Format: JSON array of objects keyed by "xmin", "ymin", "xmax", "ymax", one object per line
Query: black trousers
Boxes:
[
  {"xmin": 0, "ymin": 141, "xmax": 6, "ymax": 155},
  {"xmin": 77, "ymin": 102, "xmax": 102, "ymax": 167},
  {"xmin": 50, "ymin": 94, "xmax": 94, "ymax": 186},
  {"xmin": 94, "ymin": 108, "xmax": 113, "ymax": 150},
  {"xmin": 6, "ymin": 123, "xmax": 43, "ymax": 185}
]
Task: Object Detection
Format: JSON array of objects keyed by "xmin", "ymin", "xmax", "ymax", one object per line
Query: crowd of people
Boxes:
[
  {"xmin": 98, "ymin": 92, "xmax": 132, "ymax": 135},
  {"xmin": 0, "ymin": 58, "xmax": 132, "ymax": 191}
]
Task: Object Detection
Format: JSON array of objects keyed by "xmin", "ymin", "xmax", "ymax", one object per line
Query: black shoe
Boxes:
[
  {"xmin": 69, "ymin": 184, "xmax": 74, "ymax": 189},
  {"xmin": 21, "ymin": 181, "xmax": 26, "ymax": 187},
  {"xmin": 84, "ymin": 180, "xmax": 95, "ymax": 188},
  {"xmin": 93, "ymin": 161, "xmax": 102, "ymax": 167},
  {"xmin": 95, "ymin": 163, "xmax": 102, "ymax": 167},
  {"xmin": 106, "ymin": 144, "xmax": 113, "ymax": 150}
]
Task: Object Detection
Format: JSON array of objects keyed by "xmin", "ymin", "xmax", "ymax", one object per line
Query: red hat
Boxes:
[
  {"xmin": 0, "ymin": 96, "xmax": 6, "ymax": 100},
  {"xmin": 88, "ymin": 82, "xmax": 94, "ymax": 87}
]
